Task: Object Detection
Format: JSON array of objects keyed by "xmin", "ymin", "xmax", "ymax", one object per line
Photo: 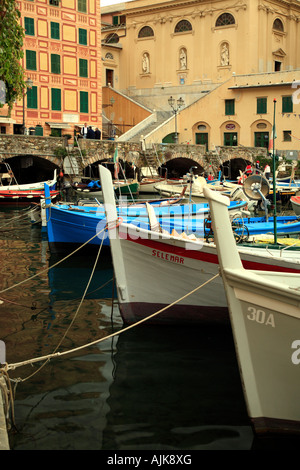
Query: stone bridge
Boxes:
[{"xmin": 0, "ymin": 135, "xmax": 267, "ymax": 177}]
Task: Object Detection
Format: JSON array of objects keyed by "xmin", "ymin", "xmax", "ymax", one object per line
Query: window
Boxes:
[
  {"xmin": 255, "ymin": 132, "xmax": 269, "ymax": 148},
  {"xmin": 51, "ymin": 22, "xmax": 60, "ymax": 40},
  {"xmin": 80, "ymin": 91, "xmax": 88, "ymax": 113},
  {"xmin": 24, "ymin": 18, "xmax": 34, "ymax": 36},
  {"xmin": 51, "ymin": 54, "xmax": 61, "ymax": 74},
  {"xmin": 113, "ymin": 15, "xmax": 126, "ymax": 26},
  {"xmin": 257, "ymin": 98, "xmax": 267, "ymax": 114},
  {"xmin": 224, "ymin": 132, "xmax": 237, "ymax": 146},
  {"xmin": 104, "ymin": 33, "xmax": 119, "ymax": 44},
  {"xmin": 49, "ymin": 0, "xmax": 60, "ymax": 5},
  {"xmin": 282, "ymin": 96, "xmax": 293, "ymax": 113},
  {"xmin": 78, "ymin": 28, "xmax": 87, "ymax": 45},
  {"xmin": 26, "ymin": 50, "xmax": 37, "ymax": 70},
  {"xmin": 138, "ymin": 26, "xmax": 154, "ymax": 38},
  {"xmin": 216, "ymin": 13, "xmax": 235, "ymax": 27},
  {"xmin": 27, "ymin": 86, "xmax": 37, "ymax": 109},
  {"xmin": 51, "ymin": 88, "xmax": 61, "ymax": 111},
  {"xmin": 225, "ymin": 99, "xmax": 235, "ymax": 115},
  {"xmin": 273, "ymin": 19, "xmax": 284, "ymax": 32},
  {"xmin": 283, "ymin": 131, "xmax": 292, "ymax": 142},
  {"xmin": 78, "ymin": 0, "xmax": 87, "ymax": 13},
  {"xmin": 79, "ymin": 59, "xmax": 88, "ymax": 78},
  {"xmin": 174, "ymin": 20, "xmax": 192, "ymax": 33}
]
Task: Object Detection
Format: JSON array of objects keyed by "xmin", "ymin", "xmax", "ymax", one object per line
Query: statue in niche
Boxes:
[
  {"xmin": 142, "ymin": 53, "xmax": 150, "ymax": 73},
  {"xmin": 179, "ymin": 48, "xmax": 187, "ymax": 70},
  {"xmin": 221, "ymin": 43, "xmax": 229, "ymax": 66}
]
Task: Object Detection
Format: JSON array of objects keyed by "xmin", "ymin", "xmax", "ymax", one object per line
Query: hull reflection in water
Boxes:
[{"xmin": 102, "ymin": 324, "xmax": 253, "ymax": 450}]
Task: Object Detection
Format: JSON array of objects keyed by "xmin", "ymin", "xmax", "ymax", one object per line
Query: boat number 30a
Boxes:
[{"xmin": 246, "ymin": 307, "xmax": 275, "ymax": 327}]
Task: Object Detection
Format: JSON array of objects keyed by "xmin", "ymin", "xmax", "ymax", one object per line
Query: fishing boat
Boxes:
[
  {"xmin": 99, "ymin": 165, "xmax": 300, "ymax": 326},
  {"xmin": 44, "ymin": 188, "xmax": 248, "ymax": 253},
  {"xmin": 73, "ymin": 177, "xmax": 140, "ymax": 198},
  {"xmin": 204, "ymin": 186, "xmax": 300, "ymax": 435},
  {"xmin": 0, "ymin": 168, "xmax": 57, "ymax": 192},
  {"xmin": 0, "ymin": 188, "xmax": 60, "ymax": 204},
  {"xmin": 291, "ymin": 195, "xmax": 300, "ymax": 216}
]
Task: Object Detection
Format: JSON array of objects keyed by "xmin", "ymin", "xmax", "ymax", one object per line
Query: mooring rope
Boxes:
[
  {"xmin": 0, "ymin": 225, "xmax": 107, "ymax": 295},
  {"xmin": 2, "ymin": 272, "xmax": 220, "ymax": 376},
  {"xmin": 0, "ymin": 205, "xmax": 40, "ymax": 229}
]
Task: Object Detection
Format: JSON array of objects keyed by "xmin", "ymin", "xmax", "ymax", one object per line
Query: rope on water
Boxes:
[{"xmin": 2, "ymin": 272, "xmax": 220, "ymax": 376}]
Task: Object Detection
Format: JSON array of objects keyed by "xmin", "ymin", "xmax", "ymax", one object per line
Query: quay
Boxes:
[{"xmin": 0, "ymin": 377, "xmax": 9, "ymax": 450}]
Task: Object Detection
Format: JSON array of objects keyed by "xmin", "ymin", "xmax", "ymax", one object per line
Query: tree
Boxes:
[{"xmin": 0, "ymin": 0, "xmax": 25, "ymax": 115}]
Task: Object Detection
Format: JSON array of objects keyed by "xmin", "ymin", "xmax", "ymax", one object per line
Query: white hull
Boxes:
[
  {"xmin": 204, "ymin": 186, "xmax": 300, "ymax": 435},
  {"xmin": 0, "ymin": 170, "xmax": 57, "ymax": 191}
]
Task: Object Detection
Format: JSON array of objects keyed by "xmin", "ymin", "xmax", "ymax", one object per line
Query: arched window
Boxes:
[
  {"xmin": 273, "ymin": 18, "xmax": 284, "ymax": 32},
  {"xmin": 174, "ymin": 20, "xmax": 192, "ymax": 33},
  {"xmin": 215, "ymin": 13, "xmax": 235, "ymax": 27},
  {"xmin": 138, "ymin": 26, "xmax": 154, "ymax": 38},
  {"xmin": 105, "ymin": 53, "xmax": 114, "ymax": 60},
  {"xmin": 104, "ymin": 33, "xmax": 119, "ymax": 44}
]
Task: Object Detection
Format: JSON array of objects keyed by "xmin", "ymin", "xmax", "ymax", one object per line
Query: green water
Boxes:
[{"xmin": 0, "ymin": 204, "xmax": 298, "ymax": 451}]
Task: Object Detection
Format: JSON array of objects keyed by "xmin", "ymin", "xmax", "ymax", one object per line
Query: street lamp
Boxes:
[
  {"xmin": 168, "ymin": 96, "xmax": 184, "ymax": 144},
  {"xmin": 22, "ymin": 77, "xmax": 33, "ymax": 135}
]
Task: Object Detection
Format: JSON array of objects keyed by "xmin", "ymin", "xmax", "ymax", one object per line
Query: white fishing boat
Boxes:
[
  {"xmin": 203, "ymin": 186, "xmax": 300, "ymax": 435},
  {"xmin": 0, "ymin": 169, "xmax": 57, "ymax": 192},
  {"xmin": 99, "ymin": 165, "xmax": 300, "ymax": 326}
]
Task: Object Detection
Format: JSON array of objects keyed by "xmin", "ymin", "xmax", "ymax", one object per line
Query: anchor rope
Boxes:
[{"xmin": 2, "ymin": 272, "xmax": 220, "ymax": 376}]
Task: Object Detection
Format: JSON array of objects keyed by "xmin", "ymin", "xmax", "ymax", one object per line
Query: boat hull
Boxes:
[
  {"xmin": 291, "ymin": 196, "xmax": 300, "ymax": 216},
  {"xmin": 112, "ymin": 225, "xmax": 300, "ymax": 325}
]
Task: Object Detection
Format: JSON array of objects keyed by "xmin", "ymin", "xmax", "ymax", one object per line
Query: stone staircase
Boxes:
[{"xmin": 126, "ymin": 111, "xmax": 173, "ymax": 142}]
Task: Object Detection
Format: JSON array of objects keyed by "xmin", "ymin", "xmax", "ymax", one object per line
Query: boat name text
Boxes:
[
  {"xmin": 152, "ymin": 249, "xmax": 184, "ymax": 264},
  {"xmin": 247, "ymin": 307, "xmax": 275, "ymax": 327}
]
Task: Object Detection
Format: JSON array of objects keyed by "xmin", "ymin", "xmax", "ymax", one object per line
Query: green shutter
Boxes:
[
  {"xmin": 257, "ymin": 98, "xmax": 267, "ymax": 114},
  {"xmin": 51, "ymin": 54, "xmax": 61, "ymax": 74},
  {"xmin": 51, "ymin": 88, "xmax": 61, "ymax": 111},
  {"xmin": 79, "ymin": 28, "xmax": 87, "ymax": 45},
  {"xmin": 80, "ymin": 91, "xmax": 88, "ymax": 113},
  {"xmin": 225, "ymin": 99, "xmax": 235, "ymax": 115},
  {"xmin": 35, "ymin": 125, "xmax": 43, "ymax": 136},
  {"xmin": 78, "ymin": 0, "xmax": 87, "ymax": 13},
  {"xmin": 24, "ymin": 17, "xmax": 35, "ymax": 36},
  {"xmin": 51, "ymin": 22, "xmax": 60, "ymax": 40},
  {"xmin": 282, "ymin": 96, "xmax": 293, "ymax": 113},
  {"xmin": 26, "ymin": 50, "xmax": 36, "ymax": 70},
  {"xmin": 79, "ymin": 59, "xmax": 88, "ymax": 78},
  {"xmin": 27, "ymin": 86, "xmax": 37, "ymax": 109}
]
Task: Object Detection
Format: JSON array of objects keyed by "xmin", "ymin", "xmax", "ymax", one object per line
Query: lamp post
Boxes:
[
  {"xmin": 22, "ymin": 77, "xmax": 33, "ymax": 135},
  {"xmin": 168, "ymin": 96, "xmax": 184, "ymax": 144}
]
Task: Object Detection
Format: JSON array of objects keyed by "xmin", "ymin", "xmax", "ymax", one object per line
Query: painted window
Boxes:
[
  {"xmin": 51, "ymin": 88, "xmax": 61, "ymax": 111},
  {"xmin": 24, "ymin": 17, "xmax": 34, "ymax": 36},
  {"xmin": 51, "ymin": 54, "xmax": 61, "ymax": 74},
  {"xmin": 216, "ymin": 13, "xmax": 235, "ymax": 27},
  {"xmin": 79, "ymin": 59, "xmax": 88, "ymax": 78},
  {"xmin": 79, "ymin": 28, "xmax": 87, "ymax": 45},
  {"xmin": 51, "ymin": 22, "xmax": 60, "ymax": 40},
  {"xmin": 26, "ymin": 50, "xmax": 37, "ymax": 70},
  {"xmin": 80, "ymin": 91, "xmax": 88, "ymax": 113},
  {"xmin": 27, "ymin": 86, "xmax": 38, "ymax": 109},
  {"xmin": 78, "ymin": 0, "xmax": 87, "ymax": 13}
]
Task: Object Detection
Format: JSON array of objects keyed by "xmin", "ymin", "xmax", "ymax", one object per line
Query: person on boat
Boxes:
[
  {"xmin": 264, "ymin": 164, "xmax": 271, "ymax": 180},
  {"xmin": 255, "ymin": 160, "xmax": 260, "ymax": 174},
  {"xmin": 245, "ymin": 163, "xmax": 252, "ymax": 176}
]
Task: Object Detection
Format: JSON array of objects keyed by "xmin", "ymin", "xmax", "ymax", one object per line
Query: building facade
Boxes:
[
  {"xmin": 0, "ymin": 0, "xmax": 102, "ymax": 137},
  {"xmin": 101, "ymin": 0, "xmax": 300, "ymax": 154}
]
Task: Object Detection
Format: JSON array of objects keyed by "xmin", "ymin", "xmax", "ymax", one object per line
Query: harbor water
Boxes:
[{"xmin": 0, "ymin": 203, "xmax": 299, "ymax": 452}]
